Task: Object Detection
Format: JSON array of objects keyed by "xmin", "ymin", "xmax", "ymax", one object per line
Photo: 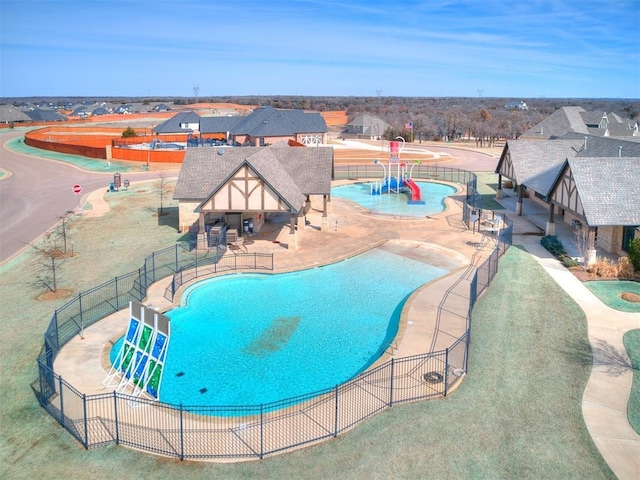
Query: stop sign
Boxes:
[{"xmin": 73, "ymin": 184, "xmax": 82, "ymax": 194}]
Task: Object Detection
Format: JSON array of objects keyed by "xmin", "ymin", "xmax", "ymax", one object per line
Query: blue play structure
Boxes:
[
  {"xmin": 371, "ymin": 138, "xmax": 425, "ymax": 205},
  {"xmin": 103, "ymin": 301, "xmax": 171, "ymax": 401}
]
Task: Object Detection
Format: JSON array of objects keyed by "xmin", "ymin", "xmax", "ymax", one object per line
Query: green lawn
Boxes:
[
  {"xmin": 0, "ymin": 175, "xmax": 615, "ymax": 479},
  {"xmin": 623, "ymin": 329, "xmax": 640, "ymax": 434}
]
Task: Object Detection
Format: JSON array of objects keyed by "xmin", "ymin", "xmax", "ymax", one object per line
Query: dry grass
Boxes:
[{"xmin": 587, "ymin": 256, "xmax": 636, "ymax": 279}]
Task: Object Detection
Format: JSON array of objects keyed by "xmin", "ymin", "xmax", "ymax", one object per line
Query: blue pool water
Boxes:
[
  {"xmin": 331, "ymin": 181, "xmax": 456, "ymax": 217},
  {"xmin": 111, "ymin": 247, "xmax": 450, "ymax": 407}
]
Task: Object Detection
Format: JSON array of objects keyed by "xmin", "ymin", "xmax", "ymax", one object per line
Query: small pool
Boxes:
[
  {"xmin": 111, "ymin": 244, "xmax": 455, "ymax": 408},
  {"xmin": 584, "ymin": 280, "xmax": 640, "ymax": 313},
  {"xmin": 331, "ymin": 181, "xmax": 456, "ymax": 217}
]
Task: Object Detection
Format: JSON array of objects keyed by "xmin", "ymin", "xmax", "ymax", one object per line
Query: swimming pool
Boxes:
[
  {"xmin": 331, "ymin": 181, "xmax": 456, "ymax": 217},
  {"xmin": 111, "ymin": 244, "xmax": 453, "ymax": 407}
]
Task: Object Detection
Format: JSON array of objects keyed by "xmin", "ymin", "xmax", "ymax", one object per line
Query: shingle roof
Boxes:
[
  {"xmin": 521, "ymin": 106, "xmax": 638, "ymax": 139},
  {"xmin": 230, "ymin": 106, "xmax": 327, "ymax": 136},
  {"xmin": 24, "ymin": 109, "xmax": 66, "ymax": 122},
  {"xmin": 496, "ymin": 139, "xmax": 583, "ymax": 184},
  {"xmin": 0, "ymin": 106, "xmax": 32, "ymax": 123},
  {"xmin": 199, "ymin": 116, "xmax": 241, "ymax": 134},
  {"xmin": 153, "ymin": 111, "xmax": 201, "ymax": 133},
  {"xmin": 560, "ymin": 157, "xmax": 640, "ymax": 226},
  {"xmin": 173, "ymin": 145, "xmax": 333, "ymax": 214}
]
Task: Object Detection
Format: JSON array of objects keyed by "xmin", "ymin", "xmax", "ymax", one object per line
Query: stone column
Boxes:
[
  {"xmin": 545, "ymin": 204, "xmax": 556, "ymax": 236},
  {"xmin": 496, "ymin": 173, "xmax": 503, "ymax": 199},
  {"xmin": 516, "ymin": 186, "xmax": 523, "ymax": 216},
  {"xmin": 288, "ymin": 214, "xmax": 298, "ymax": 250}
]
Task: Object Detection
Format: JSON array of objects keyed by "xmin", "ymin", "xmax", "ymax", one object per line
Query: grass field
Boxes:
[
  {"xmin": 0, "ymin": 172, "xmax": 615, "ymax": 478},
  {"xmin": 623, "ymin": 329, "xmax": 640, "ymax": 435}
]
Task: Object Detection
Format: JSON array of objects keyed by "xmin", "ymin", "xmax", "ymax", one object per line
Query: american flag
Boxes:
[{"xmin": 405, "ymin": 122, "xmax": 413, "ymax": 130}]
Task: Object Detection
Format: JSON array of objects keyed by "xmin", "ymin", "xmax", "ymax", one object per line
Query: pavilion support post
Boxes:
[
  {"xmin": 516, "ymin": 186, "xmax": 523, "ymax": 216},
  {"xmin": 197, "ymin": 213, "xmax": 207, "ymax": 250},
  {"xmin": 545, "ymin": 204, "xmax": 556, "ymax": 236},
  {"xmin": 321, "ymin": 195, "xmax": 329, "ymax": 231},
  {"xmin": 496, "ymin": 173, "xmax": 503, "ymax": 199},
  {"xmin": 305, "ymin": 195, "xmax": 311, "ymax": 214},
  {"xmin": 288, "ymin": 213, "xmax": 298, "ymax": 250},
  {"xmin": 326, "ymin": 193, "xmax": 333, "ymax": 214}
]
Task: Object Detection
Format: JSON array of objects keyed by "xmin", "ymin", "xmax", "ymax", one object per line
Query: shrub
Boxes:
[
  {"xmin": 541, "ymin": 235, "xmax": 566, "ymax": 257},
  {"xmin": 587, "ymin": 258, "xmax": 619, "ymax": 278},
  {"xmin": 561, "ymin": 255, "xmax": 579, "ymax": 268},
  {"xmin": 629, "ymin": 238, "xmax": 640, "ymax": 272},
  {"xmin": 617, "ymin": 256, "xmax": 635, "ymax": 279},
  {"xmin": 122, "ymin": 127, "xmax": 137, "ymax": 138}
]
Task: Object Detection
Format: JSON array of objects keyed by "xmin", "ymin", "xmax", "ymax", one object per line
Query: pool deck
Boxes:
[{"xmin": 54, "ymin": 183, "xmax": 640, "ymax": 477}]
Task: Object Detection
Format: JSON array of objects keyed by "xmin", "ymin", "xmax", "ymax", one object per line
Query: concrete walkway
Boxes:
[{"xmin": 497, "ymin": 188, "xmax": 640, "ymax": 480}]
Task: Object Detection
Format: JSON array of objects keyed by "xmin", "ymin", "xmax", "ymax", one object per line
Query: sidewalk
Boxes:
[{"xmin": 502, "ymin": 204, "xmax": 640, "ymax": 479}]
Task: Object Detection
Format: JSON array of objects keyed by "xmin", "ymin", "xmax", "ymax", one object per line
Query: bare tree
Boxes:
[
  {"xmin": 574, "ymin": 226, "xmax": 596, "ymax": 269},
  {"xmin": 154, "ymin": 171, "xmax": 172, "ymax": 216},
  {"xmin": 27, "ymin": 232, "xmax": 67, "ymax": 293}
]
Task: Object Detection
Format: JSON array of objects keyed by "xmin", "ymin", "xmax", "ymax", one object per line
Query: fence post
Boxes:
[
  {"xmin": 83, "ymin": 394, "xmax": 89, "ymax": 448},
  {"xmin": 179, "ymin": 404, "xmax": 184, "ymax": 461},
  {"xmin": 389, "ymin": 358, "xmax": 395, "ymax": 407},
  {"xmin": 113, "ymin": 391, "xmax": 119, "ymax": 444},
  {"xmin": 59, "ymin": 375, "xmax": 65, "ymax": 427},
  {"xmin": 78, "ymin": 292, "xmax": 84, "ymax": 338},
  {"xmin": 260, "ymin": 403, "xmax": 264, "ymax": 459},
  {"xmin": 444, "ymin": 348, "xmax": 449, "ymax": 397},
  {"xmin": 334, "ymin": 385, "xmax": 339, "ymax": 437},
  {"xmin": 175, "ymin": 244, "xmax": 179, "ymax": 272},
  {"xmin": 115, "ymin": 275, "xmax": 119, "ymax": 311}
]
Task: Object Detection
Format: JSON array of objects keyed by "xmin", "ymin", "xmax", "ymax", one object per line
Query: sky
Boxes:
[{"xmin": 1, "ymin": 0, "xmax": 639, "ymax": 99}]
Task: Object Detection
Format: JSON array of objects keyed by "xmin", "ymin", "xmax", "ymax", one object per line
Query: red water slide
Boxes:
[{"xmin": 404, "ymin": 178, "xmax": 423, "ymax": 203}]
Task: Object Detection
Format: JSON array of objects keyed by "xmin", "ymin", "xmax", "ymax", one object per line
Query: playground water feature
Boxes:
[
  {"xmin": 331, "ymin": 181, "xmax": 456, "ymax": 217},
  {"xmin": 110, "ymin": 246, "xmax": 450, "ymax": 408}
]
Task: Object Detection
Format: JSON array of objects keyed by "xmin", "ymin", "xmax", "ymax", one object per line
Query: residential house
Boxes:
[
  {"xmin": 153, "ymin": 106, "xmax": 328, "ymax": 147},
  {"xmin": 341, "ymin": 114, "xmax": 389, "ymax": 140},
  {"xmin": 520, "ymin": 106, "xmax": 639, "ymax": 139},
  {"xmin": 495, "ymin": 133, "xmax": 640, "ymax": 259}
]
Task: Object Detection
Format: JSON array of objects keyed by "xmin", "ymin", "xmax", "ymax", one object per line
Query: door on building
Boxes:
[{"xmin": 622, "ymin": 225, "xmax": 639, "ymax": 252}]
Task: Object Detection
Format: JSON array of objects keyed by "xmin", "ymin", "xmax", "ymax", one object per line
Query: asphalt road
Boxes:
[{"xmin": 0, "ymin": 130, "xmax": 170, "ymax": 265}]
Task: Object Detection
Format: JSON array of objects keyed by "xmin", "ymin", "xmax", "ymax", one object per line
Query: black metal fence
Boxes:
[
  {"xmin": 164, "ymin": 252, "xmax": 275, "ymax": 301},
  {"xmin": 334, "ymin": 164, "xmax": 477, "ymax": 188},
  {"xmin": 34, "ymin": 170, "xmax": 514, "ymax": 461}
]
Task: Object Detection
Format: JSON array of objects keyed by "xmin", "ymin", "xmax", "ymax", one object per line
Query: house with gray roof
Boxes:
[
  {"xmin": 153, "ymin": 106, "xmax": 328, "ymax": 146},
  {"xmin": 520, "ymin": 106, "xmax": 638, "ymax": 140},
  {"xmin": 495, "ymin": 134, "xmax": 640, "ymax": 259},
  {"xmin": 173, "ymin": 142, "xmax": 334, "ymax": 249},
  {"xmin": 342, "ymin": 114, "xmax": 389, "ymax": 140}
]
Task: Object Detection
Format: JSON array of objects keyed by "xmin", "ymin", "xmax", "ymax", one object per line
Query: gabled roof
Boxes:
[
  {"xmin": 24, "ymin": 109, "xmax": 66, "ymax": 122},
  {"xmin": 521, "ymin": 106, "xmax": 638, "ymax": 140},
  {"xmin": 552, "ymin": 157, "xmax": 640, "ymax": 226},
  {"xmin": 199, "ymin": 149, "xmax": 305, "ymax": 213},
  {"xmin": 153, "ymin": 111, "xmax": 201, "ymax": 133},
  {"xmin": 520, "ymin": 106, "xmax": 589, "ymax": 139},
  {"xmin": 173, "ymin": 144, "xmax": 333, "ymax": 212},
  {"xmin": 343, "ymin": 114, "xmax": 389, "ymax": 136},
  {"xmin": 230, "ymin": 106, "xmax": 327, "ymax": 136},
  {"xmin": 496, "ymin": 139, "xmax": 584, "ymax": 184},
  {"xmin": 0, "ymin": 105, "xmax": 32, "ymax": 123}
]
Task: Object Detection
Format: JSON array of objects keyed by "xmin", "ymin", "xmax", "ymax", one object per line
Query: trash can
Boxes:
[
  {"xmin": 248, "ymin": 218, "xmax": 254, "ymax": 234},
  {"xmin": 243, "ymin": 219, "xmax": 249, "ymax": 233},
  {"xmin": 109, "ymin": 182, "xmax": 115, "ymax": 192}
]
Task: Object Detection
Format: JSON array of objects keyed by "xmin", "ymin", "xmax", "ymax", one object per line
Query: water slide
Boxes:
[
  {"xmin": 102, "ymin": 301, "xmax": 170, "ymax": 400},
  {"xmin": 404, "ymin": 178, "xmax": 425, "ymax": 204}
]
